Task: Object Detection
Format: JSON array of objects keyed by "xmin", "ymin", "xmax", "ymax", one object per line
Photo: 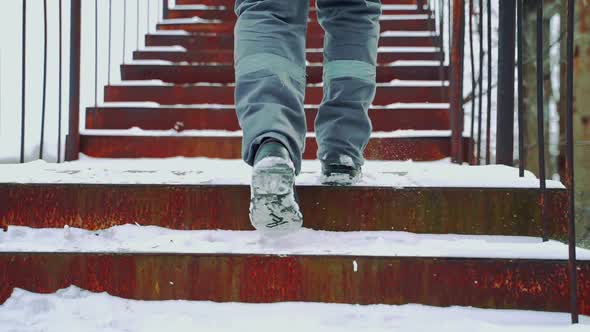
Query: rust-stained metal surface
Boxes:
[
  {"xmin": 121, "ymin": 64, "xmax": 449, "ymax": 84},
  {"xmin": 104, "ymin": 85, "xmax": 448, "ymax": 105},
  {"xmin": 156, "ymin": 19, "xmax": 435, "ymax": 34},
  {"xmin": 85, "ymin": 106, "xmax": 451, "ymax": 131},
  {"xmin": 0, "ymin": 253, "xmax": 587, "ymax": 315},
  {"xmin": 133, "ymin": 49, "xmax": 442, "ymax": 64},
  {"xmin": 146, "ymin": 33, "xmax": 440, "ymax": 49},
  {"xmin": 167, "ymin": 8, "xmax": 433, "ymax": 20},
  {"xmin": 449, "ymin": 0, "xmax": 465, "ymax": 163},
  {"xmin": 78, "ymin": 135, "xmax": 470, "ymax": 160},
  {"xmin": 0, "ymin": 184, "xmax": 567, "ymax": 238},
  {"xmin": 176, "ymin": 0, "xmax": 420, "ymax": 6}
]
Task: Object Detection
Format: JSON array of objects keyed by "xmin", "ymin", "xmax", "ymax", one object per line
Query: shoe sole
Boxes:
[
  {"xmin": 320, "ymin": 172, "xmax": 362, "ymax": 186},
  {"xmin": 250, "ymin": 157, "xmax": 303, "ymax": 236}
]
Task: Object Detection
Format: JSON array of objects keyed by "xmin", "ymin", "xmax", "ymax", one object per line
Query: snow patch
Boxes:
[{"xmin": 1, "ymin": 286, "xmax": 587, "ymax": 332}]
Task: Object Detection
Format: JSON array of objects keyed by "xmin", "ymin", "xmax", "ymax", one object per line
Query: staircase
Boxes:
[{"xmin": 1, "ymin": 0, "xmax": 589, "ymax": 318}]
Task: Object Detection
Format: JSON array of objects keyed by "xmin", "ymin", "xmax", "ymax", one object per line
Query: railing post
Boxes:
[
  {"xmin": 450, "ymin": 0, "xmax": 465, "ymax": 163},
  {"xmin": 20, "ymin": 0, "xmax": 27, "ymax": 163},
  {"xmin": 65, "ymin": 0, "xmax": 81, "ymax": 161},
  {"xmin": 565, "ymin": 0, "xmax": 578, "ymax": 324},
  {"xmin": 495, "ymin": 0, "xmax": 516, "ymax": 166},
  {"xmin": 162, "ymin": 0, "xmax": 169, "ymax": 20}
]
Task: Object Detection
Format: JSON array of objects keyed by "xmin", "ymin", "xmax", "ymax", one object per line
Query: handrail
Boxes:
[{"xmin": 448, "ymin": 0, "xmax": 579, "ymax": 323}]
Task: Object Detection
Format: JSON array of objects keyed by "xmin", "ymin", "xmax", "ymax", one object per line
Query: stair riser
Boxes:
[
  {"xmin": 121, "ymin": 65, "xmax": 449, "ymax": 83},
  {"xmin": 104, "ymin": 85, "xmax": 449, "ymax": 105},
  {"xmin": 79, "ymin": 135, "xmax": 470, "ymax": 161},
  {"xmin": 0, "ymin": 253, "xmax": 586, "ymax": 315},
  {"xmin": 133, "ymin": 50, "xmax": 442, "ymax": 64},
  {"xmin": 167, "ymin": 9, "xmax": 431, "ymax": 20},
  {"xmin": 146, "ymin": 34, "xmax": 440, "ymax": 50},
  {"xmin": 85, "ymin": 107, "xmax": 451, "ymax": 131},
  {"xmin": 157, "ymin": 19, "xmax": 436, "ymax": 34},
  {"xmin": 0, "ymin": 184, "xmax": 566, "ymax": 237}
]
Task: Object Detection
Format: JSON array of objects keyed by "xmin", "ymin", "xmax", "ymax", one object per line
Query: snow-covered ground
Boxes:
[
  {"xmin": 0, "ymin": 286, "xmax": 588, "ymax": 332},
  {"xmin": 0, "ymin": 155, "xmax": 564, "ymax": 188}
]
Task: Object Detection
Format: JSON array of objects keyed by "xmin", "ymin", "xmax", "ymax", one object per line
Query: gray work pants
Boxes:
[{"xmin": 234, "ymin": 0, "xmax": 381, "ymax": 174}]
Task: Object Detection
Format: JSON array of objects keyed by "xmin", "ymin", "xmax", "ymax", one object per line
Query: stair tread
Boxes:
[
  {"xmin": 172, "ymin": 4, "xmax": 423, "ymax": 10},
  {"xmin": 104, "ymin": 84, "xmax": 448, "ymax": 105},
  {"xmin": 145, "ymin": 32, "xmax": 441, "ymax": 48},
  {"xmin": 0, "ymin": 157, "xmax": 563, "ymax": 189},
  {"xmin": 133, "ymin": 48, "xmax": 442, "ymax": 63},
  {"xmin": 107, "ymin": 80, "xmax": 448, "ymax": 86},
  {"xmin": 156, "ymin": 17, "xmax": 436, "ymax": 33},
  {"xmin": 137, "ymin": 46, "xmax": 441, "ymax": 52},
  {"xmin": 120, "ymin": 61, "xmax": 449, "ymax": 83},
  {"xmin": 1, "ymin": 225, "xmax": 588, "ymax": 260},
  {"xmin": 159, "ymin": 14, "xmax": 432, "ymax": 23},
  {"xmin": 0, "ymin": 159, "xmax": 567, "ymax": 237},
  {"xmin": 89, "ymin": 102, "xmax": 450, "ymax": 109},
  {"xmin": 80, "ymin": 129, "xmax": 455, "ymax": 137},
  {"xmin": 85, "ymin": 105, "xmax": 451, "ymax": 131}
]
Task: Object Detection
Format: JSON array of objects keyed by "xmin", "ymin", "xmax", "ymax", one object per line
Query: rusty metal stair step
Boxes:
[
  {"xmin": 78, "ymin": 133, "xmax": 471, "ymax": 161},
  {"xmin": 120, "ymin": 63, "xmax": 448, "ymax": 83},
  {"xmin": 0, "ymin": 181, "xmax": 566, "ymax": 235},
  {"xmin": 145, "ymin": 33, "xmax": 441, "ymax": 49},
  {"xmin": 0, "ymin": 253, "xmax": 586, "ymax": 314},
  {"xmin": 167, "ymin": 7, "xmax": 432, "ymax": 20},
  {"xmin": 156, "ymin": 17, "xmax": 436, "ymax": 34},
  {"xmin": 104, "ymin": 84, "xmax": 448, "ymax": 105},
  {"xmin": 175, "ymin": 0, "xmax": 423, "ymax": 6},
  {"xmin": 85, "ymin": 106, "xmax": 450, "ymax": 131},
  {"xmin": 133, "ymin": 49, "xmax": 443, "ymax": 64}
]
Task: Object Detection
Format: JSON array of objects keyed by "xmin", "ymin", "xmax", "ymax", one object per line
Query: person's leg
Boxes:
[
  {"xmin": 315, "ymin": 0, "xmax": 381, "ymax": 182},
  {"xmin": 234, "ymin": 0, "xmax": 309, "ymax": 175},
  {"xmin": 234, "ymin": 0, "xmax": 309, "ymax": 234}
]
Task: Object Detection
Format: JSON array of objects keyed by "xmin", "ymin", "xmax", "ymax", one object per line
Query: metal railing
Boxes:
[
  {"xmin": 66, "ymin": 0, "xmax": 168, "ymax": 161},
  {"xmin": 441, "ymin": 0, "xmax": 579, "ymax": 323},
  {"xmin": 11, "ymin": 0, "xmax": 167, "ymax": 163}
]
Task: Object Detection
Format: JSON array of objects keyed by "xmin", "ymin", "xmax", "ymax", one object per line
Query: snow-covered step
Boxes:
[
  {"xmin": 144, "ymin": 31, "xmax": 441, "ymax": 49},
  {"xmin": 77, "ymin": 129, "xmax": 470, "ymax": 160},
  {"xmin": 86, "ymin": 104, "xmax": 450, "ymax": 131},
  {"xmin": 155, "ymin": 16, "xmax": 436, "ymax": 34},
  {"xmin": 0, "ymin": 225, "xmax": 584, "ymax": 258},
  {"xmin": 104, "ymin": 82, "xmax": 448, "ymax": 105},
  {"xmin": 120, "ymin": 63, "xmax": 449, "ymax": 83},
  {"xmin": 2, "ymin": 287, "xmax": 587, "ymax": 331},
  {"xmin": 174, "ymin": 0, "xmax": 424, "ymax": 6},
  {"xmin": 132, "ymin": 47, "xmax": 443, "ymax": 64},
  {"xmin": 167, "ymin": 4, "xmax": 433, "ymax": 21},
  {"xmin": 0, "ymin": 158, "xmax": 566, "ymax": 237}
]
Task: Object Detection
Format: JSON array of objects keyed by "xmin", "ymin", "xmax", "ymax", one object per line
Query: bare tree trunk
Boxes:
[
  {"xmin": 522, "ymin": 2, "xmax": 557, "ymax": 175},
  {"xmin": 571, "ymin": 1, "xmax": 590, "ymax": 247},
  {"xmin": 523, "ymin": 1, "xmax": 554, "ymax": 176},
  {"xmin": 558, "ymin": 0, "xmax": 590, "ymax": 247}
]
